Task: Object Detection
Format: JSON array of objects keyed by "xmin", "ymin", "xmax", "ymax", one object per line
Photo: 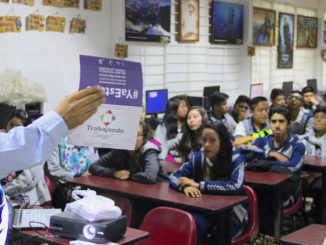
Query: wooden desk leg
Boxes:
[
  {"xmin": 273, "ymin": 188, "xmax": 282, "ymax": 241},
  {"xmin": 320, "ymin": 169, "xmax": 326, "ymax": 224},
  {"xmin": 215, "ymin": 211, "xmax": 231, "ymax": 245}
]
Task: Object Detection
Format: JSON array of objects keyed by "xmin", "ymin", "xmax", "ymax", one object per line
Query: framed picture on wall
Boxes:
[
  {"xmin": 179, "ymin": 0, "xmax": 199, "ymax": 42},
  {"xmin": 125, "ymin": 0, "xmax": 171, "ymax": 43},
  {"xmin": 297, "ymin": 15, "xmax": 318, "ymax": 48},
  {"xmin": 278, "ymin": 12, "xmax": 294, "ymax": 69},
  {"xmin": 253, "ymin": 7, "xmax": 276, "ymax": 46},
  {"xmin": 210, "ymin": 1, "xmax": 243, "ymax": 44}
]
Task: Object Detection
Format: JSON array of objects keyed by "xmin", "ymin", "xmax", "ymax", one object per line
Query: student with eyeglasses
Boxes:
[
  {"xmin": 89, "ymin": 121, "xmax": 169, "ymax": 184},
  {"xmin": 231, "ymin": 95, "xmax": 251, "ymax": 123},
  {"xmin": 287, "ymin": 90, "xmax": 314, "ymax": 135}
]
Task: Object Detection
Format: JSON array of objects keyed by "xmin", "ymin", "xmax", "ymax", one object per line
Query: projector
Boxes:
[{"xmin": 50, "ymin": 212, "xmax": 127, "ymax": 243}]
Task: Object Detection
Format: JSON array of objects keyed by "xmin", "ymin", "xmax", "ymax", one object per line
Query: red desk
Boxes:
[
  {"xmin": 68, "ymin": 175, "xmax": 248, "ymax": 245},
  {"xmin": 15, "ymin": 227, "xmax": 149, "ymax": 245},
  {"xmin": 304, "ymin": 155, "xmax": 326, "ymax": 224},
  {"xmin": 281, "ymin": 224, "xmax": 326, "ymax": 245},
  {"xmin": 245, "ymin": 170, "xmax": 293, "ymax": 240}
]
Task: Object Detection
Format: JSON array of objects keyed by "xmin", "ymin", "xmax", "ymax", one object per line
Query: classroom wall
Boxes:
[{"xmin": 0, "ymin": 0, "xmax": 325, "ymax": 113}]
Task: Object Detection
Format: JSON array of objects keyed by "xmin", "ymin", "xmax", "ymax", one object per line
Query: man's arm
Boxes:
[{"xmin": 0, "ymin": 86, "xmax": 105, "ymax": 178}]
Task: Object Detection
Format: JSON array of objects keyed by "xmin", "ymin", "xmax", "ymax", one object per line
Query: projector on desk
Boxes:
[{"xmin": 50, "ymin": 212, "xmax": 127, "ymax": 243}]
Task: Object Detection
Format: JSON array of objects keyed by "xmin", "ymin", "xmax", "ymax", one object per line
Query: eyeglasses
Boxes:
[
  {"xmin": 238, "ymin": 105, "xmax": 249, "ymax": 110},
  {"xmin": 288, "ymin": 95, "xmax": 302, "ymax": 101},
  {"xmin": 137, "ymin": 133, "xmax": 143, "ymax": 137}
]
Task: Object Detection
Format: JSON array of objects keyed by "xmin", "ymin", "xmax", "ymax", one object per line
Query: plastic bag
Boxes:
[{"xmin": 65, "ymin": 189, "xmax": 122, "ymax": 222}]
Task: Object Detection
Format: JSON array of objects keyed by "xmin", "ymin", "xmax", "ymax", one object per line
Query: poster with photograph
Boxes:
[
  {"xmin": 26, "ymin": 14, "xmax": 45, "ymax": 31},
  {"xmin": 64, "ymin": 0, "xmax": 79, "ymax": 8},
  {"xmin": 42, "ymin": 0, "xmax": 63, "ymax": 7},
  {"xmin": 0, "ymin": 16, "xmax": 22, "ymax": 33},
  {"xmin": 179, "ymin": 0, "xmax": 199, "ymax": 42},
  {"xmin": 125, "ymin": 0, "xmax": 171, "ymax": 43},
  {"xmin": 69, "ymin": 17, "xmax": 86, "ymax": 33},
  {"xmin": 46, "ymin": 16, "xmax": 66, "ymax": 32},
  {"xmin": 84, "ymin": 0, "xmax": 101, "ymax": 10},
  {"xmin": 68, "ymin": 55, "xmax": 143, "ymax": 150},
  {"xmin": 12, "ymin": 0, "xmax": 34, "ymax": 6},
  {"xmin": 210, "ymin": 1, "xmax": 243, "ymax": 44},
  {"xmin": 297, "ymin": 15, "xmax": 318, "ymax": 48},
  {"xmin": 253, "ymin": 7, "xmax": 276, "ymax": 46},
  {"xmin": 278, "ymin": 12, "xmax": 294, "ymax": 69}
]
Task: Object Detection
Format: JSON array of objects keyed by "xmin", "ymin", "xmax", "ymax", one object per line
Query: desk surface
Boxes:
[
  {"xmin": 68, "ymin": 175, "xmax": 247, "ymax": 214},
  {"xmin": 281, "ymin": 224, "xmax": 326, "ymax": 245},
  {"xmin": 304, "ymin": 155, "xmax": 326, "ymax": 169},
  {"xmin": 245, "ymin": 170, "xmax": 292, "ymax": 187},
  {"xmin": 18, "ymin": 227, "xmax": 149, "ymax": 245}
]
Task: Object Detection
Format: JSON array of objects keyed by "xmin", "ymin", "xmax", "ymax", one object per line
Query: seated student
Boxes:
[
  {"xmin": 302, "ymin": 86, "xmax": 324, "ymax": 114},
  {"xmin": 231, "ymin": 95, "xmax": 251, "ymax": 123},
  {"xmin": 300, "ymin": 106, "xmax": 326, "ymax": 217},
  {"xmin": 287, "ymin": 90, "xmax": 314, "ymax": 135},
  {"xmin": 47, "ymin": 137, "xmax": 99, "ymax": 180},
  {"xmin": 89, "ymin": 121, "xmax": 169, "ymax": 184},
  {"xmin": 234, "ymin": 96, "xmax": 270, "ymax": 148},
  {"xmin": 3, "ymin": 110, "xmax": 50, "ymax": 205},
  {"xmin": 170, "ymin": 123, "xmax": 247, "ymax": 243},
  {"xmin": 270, "ymin": 88, "xmax": 286, "ymax": 106},
  {"xmin": 241, "ymin": 106, "xmax": 305, "ymax": 234},
  {"xmin": 177, "ymin": 106, "xmax": 207, "ymax": 162},
  {"xmin": 154, "ymin": 96, "xmax": 188, "ymax": 161},
  {"xmin": 208, "ymin": 91, "xmax": 237, "ymax": 136}
]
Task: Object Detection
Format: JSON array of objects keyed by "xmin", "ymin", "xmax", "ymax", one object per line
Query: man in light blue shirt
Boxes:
[{"xmin": 0, "ymin": 86, "xmax": 105, "ymax": 244}]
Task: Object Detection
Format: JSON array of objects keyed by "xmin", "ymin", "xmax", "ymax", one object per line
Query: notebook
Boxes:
[{"xmin": 11, "ymin": 208, "xmax": 62, "ymax": 230}]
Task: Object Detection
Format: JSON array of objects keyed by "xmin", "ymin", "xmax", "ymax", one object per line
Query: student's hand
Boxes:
[
  {"xmin": 114, "ymin": 170, "xmax": 130, "ymax": 180},
  {"xmin": 268, "ymin": 151, "xmax": 289, "ymax": 163},
  {"xmin": 184, "ymin": 186, "xmax": 201, "ymax": 198},
  {"xmin": 246, "ymin": 145, "xmax": 257, "ymax": 149},
  {"xmin": 311, "ymin": 97, "xmax": 319, "ymax": 105},
  {"xmin": 55, "ymin": 86, "xmax": 105, "ymax": 129},
  {"xmin": 233, "ymin": 136, "xmax": 256, "ymax": 149},
  {"xmin": 178, "ymin": 177, "xmax": 199, "ymax": 188},
  {"xmin": 238, "ymin": 111, "xmax": 247, "ymax": 121},
  {"xmin": 82, "ymin": 171, "xmax": 91, "ymax": 176}
]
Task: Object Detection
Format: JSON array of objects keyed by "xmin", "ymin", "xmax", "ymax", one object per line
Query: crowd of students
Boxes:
[{"xmin": 2, "ymin": 85, "xmax": 326, "ymax": 243}]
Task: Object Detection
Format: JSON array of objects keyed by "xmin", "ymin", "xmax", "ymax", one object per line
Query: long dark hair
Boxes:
[
  {"xmin": 6, "ymin": 109, "xmax": 30, "ymax": 127},
  {"xmin": 110, "ymin": 121, "xmax": 153, "ymax": 173},
  {"xmin": 163, "ymin": 96, "xmax": 187, "ymax": 140},
  {"xmin": 204, "ymin": 122, "xmax": 233, "ymax": 179},
  {"xmin": 177, "ymin": 106, "xmax": 207, "ymax": 160}
]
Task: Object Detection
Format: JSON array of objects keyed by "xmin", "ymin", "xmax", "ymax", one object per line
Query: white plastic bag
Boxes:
[{"xmin": 65, "ymin": 189, "xmax": 122, "ymax": 222}]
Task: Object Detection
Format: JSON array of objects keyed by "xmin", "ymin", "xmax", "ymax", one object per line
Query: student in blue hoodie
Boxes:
[{"xmin": 169, "ymin": 122, "xmax": 247, "ymax": 244}]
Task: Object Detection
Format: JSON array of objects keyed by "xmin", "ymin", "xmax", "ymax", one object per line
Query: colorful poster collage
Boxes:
[
  {"xmin": 0, "ymin": 16, "xmax": 22, "ymax": 32},
  {"xmin": 42, "ymin": 0, "xmax": 79, "ymax": 8},
  {"xmin": 0, "ymin": 0, "xmax": 9, "ymax": 3},
  {"xmin": 69, "ymin": 17, "xmax": 86, "ymax": 34},
  {"xmin": 46, "ymin": 16, "xmax": 65, "ymax": 32},
  {"xmin": 12, "ymin": 0, "xmax": 34, "ymax": 6},
  {"xmin": 84, "ymin": 0, "xmax": 101, "ymax": 10},
  {"xmin": 26, "ymin": 14, "xmax": 44, "ymax": 31}
]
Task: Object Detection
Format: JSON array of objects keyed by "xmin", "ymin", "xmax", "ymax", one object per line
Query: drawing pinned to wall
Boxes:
[
  {"xmin": 69, "ymin": 17, "xmax": 86, "ymax": 33},
  {"xmin": 46, "ymin": 16, "xmax": 66, "ymax": 32},
  {"xmin": 43, "ymin": 0, "xmax": 62, "ymax": 7},
  {"xmin": 179, "ymin": 0, "xmax": 199, "ymax": 42},
  {"xmin": 297, "ymin": 15, "xmax": 318, "ymax": 48},
  {"xmin": 84, "ymin": 0, "xmax": 101, "ymax": 10},
  {"xmin": 12, "ymin": 0, "xmax": 34, "ymax": 6},
  {"xmin": 125, "ymin": 0, "xmax": 171, "ymax": 43},
  {"xmin": 63, "ymin": 0, "xmax": 79, "ymax": 8},
  {"xmin": 253, "ymin": 7, "xmax": 275, "ymax": 46},
  {"xmin": 0, "ymin": 16, "xmax": 22, "ymax": 33},
  {"xmin": 278, "ymin": 12, "xmax": 294, "ymax": 69},
  {"xmin": 210, "ymin": 1, "xmax": 243, "ymax": 44},
  {"xmin": 26, "ymin": 14, "xmax": 45, "ymax": 31},
  {"xmin": 115, "ymin": 44, "xmax": 128, "ymax": 58}
]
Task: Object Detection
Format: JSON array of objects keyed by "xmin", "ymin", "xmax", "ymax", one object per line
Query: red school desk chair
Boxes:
[
  {"xmin": 232, "ymin": 185, "xmax": 259, "ymax": 245},
  {"xmin": 101, "ymin": 193, "xmax": 135, "ymax": 227},
  {"xmin": 44, "ymin": 175, "xmax": 52, "ymax": 207},
  {"xmin": 136, "ymin": 206, "xmax": 197, "ymax": 245}
]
